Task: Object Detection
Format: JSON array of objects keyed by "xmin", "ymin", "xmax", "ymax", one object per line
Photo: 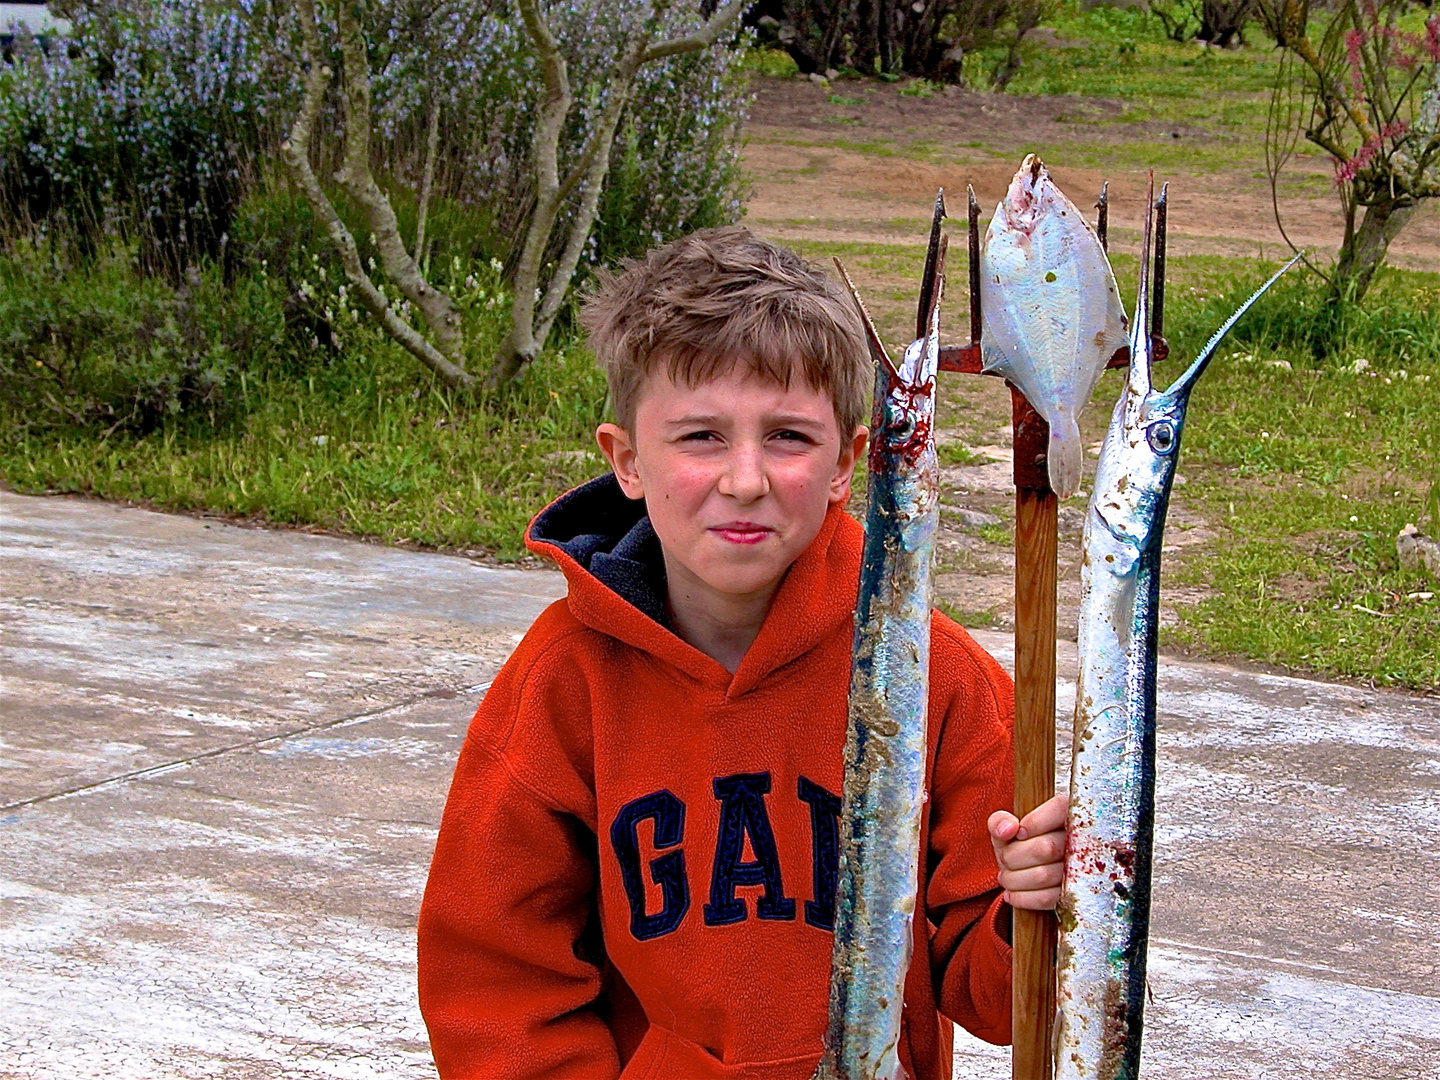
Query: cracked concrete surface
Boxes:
[{"xmin": 2, "ymin": 492, "xmax": 1436, "ymax": 1078}]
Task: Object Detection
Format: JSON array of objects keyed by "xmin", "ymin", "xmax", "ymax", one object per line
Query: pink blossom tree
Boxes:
[{"xmin": 1261, "ymin": 0, "xmax": 1440, "ymax": 304}]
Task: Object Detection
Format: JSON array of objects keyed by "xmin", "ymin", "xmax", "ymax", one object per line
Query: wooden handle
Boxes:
[{"xmin": 1011, "ymin": 391, "xmax": 1058, "ymax": 1080}]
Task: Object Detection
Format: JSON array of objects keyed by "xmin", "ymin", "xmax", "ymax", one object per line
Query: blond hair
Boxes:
[{"xmin": 580, "ymin": 226, "xmax": 871, "ymax": 436}]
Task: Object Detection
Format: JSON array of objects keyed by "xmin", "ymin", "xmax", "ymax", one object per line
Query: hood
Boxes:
[{"xmin": 525, "ymin": 474, "xmax": 863, "ymax": 696}]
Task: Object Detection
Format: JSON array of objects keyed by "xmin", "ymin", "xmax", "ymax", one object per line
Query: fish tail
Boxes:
[{"xmin": 1048, "ymin": 414, "xmax": 1084, "ymax": 499}]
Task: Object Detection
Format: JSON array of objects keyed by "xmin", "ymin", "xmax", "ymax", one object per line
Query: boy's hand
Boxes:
[{"xmin": 987, "ymin": 793, "xmax": 1068, "ymax": 911}]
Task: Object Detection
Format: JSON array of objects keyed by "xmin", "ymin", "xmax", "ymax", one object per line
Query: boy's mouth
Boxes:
[{"xmin": 712, "ymin": 522, "xmax": 774, "ymax": 545}]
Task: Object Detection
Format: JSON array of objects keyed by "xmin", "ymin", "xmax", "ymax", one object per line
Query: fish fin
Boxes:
[{"xmin": 1048, "ymin": 414, "xmax": 1084, "ymax": 500}]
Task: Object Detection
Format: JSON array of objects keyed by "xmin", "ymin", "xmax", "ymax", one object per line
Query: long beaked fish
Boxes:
[
  {"xmin": 980, "ymin": 155, "xmax": 1128, "ymax": 499},
  {"xmin": 813, "ymin": 196, "xmax": 946, "ymax": 1080},
  {"xmin": 1055, "ymin": 187, "xmax": 1301, "ymax": 1080}
]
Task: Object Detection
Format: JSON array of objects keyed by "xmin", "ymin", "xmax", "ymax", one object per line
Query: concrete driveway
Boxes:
[{"xmin": 2, "ymin": 492, "xmax": 1436, "ymax": 1079}]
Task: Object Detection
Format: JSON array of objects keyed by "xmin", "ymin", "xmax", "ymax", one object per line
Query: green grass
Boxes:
[
  {"xmin": 938, "ymin": 600, "xmax": 999, "ymax": 628},
  {"xmin": 0, "ymin": 349, "xmax": 608, "ymax": 560},
  {"xmin": 1150, "ymin": 262, "xmax": 1440, "ymax": 686},
  {"xmin": 938, "ymin": 442, "xmax": 995, "ymax": 467},
  {"xmin": 1007, "ymin": 1, "xmax": 1282, "ymax": 126},
  {"xmin": 752, "ymin": 1, "xmax": 1300, "ymax": 175},
  {"xmin": 978, "ymin": 521, "xmax": 1014, "ymax": 546},
  {"xmin": 0, "ymin": 249, "xmax": 611, "ymax": 560}
]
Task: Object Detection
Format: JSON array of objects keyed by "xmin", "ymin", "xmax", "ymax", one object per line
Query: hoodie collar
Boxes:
[{"xmin": 526, "ymin": 474, "xmax": 861, "ymax": 696}]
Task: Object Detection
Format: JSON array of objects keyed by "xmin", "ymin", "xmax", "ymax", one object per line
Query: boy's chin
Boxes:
[{"xmin": 692, "ymin": 555, "xmax": 792, "ymax": 601}]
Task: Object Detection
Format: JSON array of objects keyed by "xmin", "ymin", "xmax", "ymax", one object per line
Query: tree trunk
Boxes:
[
  {"xmin": 282, "ymin": 0, "xmax": 476, "ymax": 391},
  {"xmin": 1333, "ymin": 197, "xmax": 1418, "ymax": 303},
  {"xmin": 1198, "ymin": 0, "xmax": 1254, "ymax": 46}
]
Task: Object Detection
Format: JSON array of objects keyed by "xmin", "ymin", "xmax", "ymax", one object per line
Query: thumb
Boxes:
[{"xmin": 987, "ymin": 810, "xmax": 1020, "ymax": 850}]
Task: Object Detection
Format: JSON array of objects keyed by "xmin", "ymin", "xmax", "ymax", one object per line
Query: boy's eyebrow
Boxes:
[{"xmin": 665, "ymin": 412, "xmax": 831, "ymax": 429}]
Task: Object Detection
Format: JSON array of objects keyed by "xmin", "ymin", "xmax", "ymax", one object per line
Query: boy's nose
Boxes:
[{"xmin": 718, "ymin": 445, "xmax": 769, "ymax": 502}]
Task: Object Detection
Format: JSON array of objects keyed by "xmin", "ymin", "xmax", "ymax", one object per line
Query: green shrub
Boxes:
[
  {"xmin": 0, "ymin": 249, "xmax": 291, "ymax": 433},
  {"xmin": 0, "ymin": 0, "xmax": 750, "ymax": 283}
]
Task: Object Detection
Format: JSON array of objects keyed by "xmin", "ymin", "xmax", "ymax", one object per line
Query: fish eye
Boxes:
[
  {"xmin": 890, "ymin": 417, "xmax": 914, "ymax": 440},
  {"xmin": 1146, "ymin": 421, "xmax": 1176, "ymax": 455}
]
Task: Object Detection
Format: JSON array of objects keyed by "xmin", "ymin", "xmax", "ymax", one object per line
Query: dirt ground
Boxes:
[{"xmin": 742, "ymin": 74, "xmax": 1440, "ymax": 639}]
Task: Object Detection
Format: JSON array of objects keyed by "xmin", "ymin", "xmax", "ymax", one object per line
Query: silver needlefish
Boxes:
[
  {"xmin": 1056, "ymin": 183, "xmax": 1301, "ymax": 1080},
  {"xmin": 981, "ymin": 154, "xmax": 1128, "ymax": 499},
  {"xmin": 813, "ymin": 194, "xmax": 946, "ymax": 1080}
]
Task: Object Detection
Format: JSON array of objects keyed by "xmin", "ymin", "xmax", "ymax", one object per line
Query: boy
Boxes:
[{"xmin": 417, "ymin": 227, "xmax": 1067, "ymax": 1079}]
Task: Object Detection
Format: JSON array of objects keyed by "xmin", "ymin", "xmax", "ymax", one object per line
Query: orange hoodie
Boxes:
[{"xmin": 418, "ymin": 476, "xmax": 1015, "ymax": 1079}]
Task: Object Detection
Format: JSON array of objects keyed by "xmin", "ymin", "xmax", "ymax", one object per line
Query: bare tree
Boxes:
[
  {"xmin": 1261, "ymin": 0, "xmax": 1440, "ymax": 305},
  {"xmin": 281, "ymin": 0, "xmax": 749, "ymax": 392},
  {"xmin": 1198, "ymin": 0, "xmax": 1255, "ymax": 47}
]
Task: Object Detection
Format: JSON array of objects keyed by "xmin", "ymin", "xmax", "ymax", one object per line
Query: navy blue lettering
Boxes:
[
  {"xmin": 704, "ymin": 772, "xmax": 796, "ymax": 925},
  {"xmin": 797, "ymin": 776, "xmax": 841, "ymax": 931},
  {"xmin": 610, "ymin": 790, "xmax": 689, "ymax": 941}
]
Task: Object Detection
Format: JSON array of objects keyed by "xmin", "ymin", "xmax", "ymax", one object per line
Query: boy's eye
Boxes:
[
  {"xmin": 679, "ymin": 430, "xmax": 719, "ymax": 442},
  {"xmin": 773, "ymin": 429, "xmax": 815, "ymax": 443}
]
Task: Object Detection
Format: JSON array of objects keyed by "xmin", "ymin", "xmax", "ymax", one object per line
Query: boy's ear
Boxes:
[
  {"xmin": 596, "ymin": 423, "xmax": 645, "ymax": 500},
  {"xmin": 830, "ymin": 425, "xmax": 869, "ymax": 504}
]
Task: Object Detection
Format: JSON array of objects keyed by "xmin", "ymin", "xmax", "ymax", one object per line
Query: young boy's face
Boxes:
[{"xmin": 597, "ymin": 365, "xmax": 867, "ymax": 606}]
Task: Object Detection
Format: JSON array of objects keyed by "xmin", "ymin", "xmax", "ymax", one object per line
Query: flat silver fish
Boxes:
[
  {"xmin": 813, "ymin": 197, "xmax": 946, "ymax": 1080},
  {"xmin": 1056, "ymin": 191, "xmax": 1300, "ymax": 1079},
  {"xmin": 981, "ymin": 155, "xmax": 1128, "ymax": 499}
]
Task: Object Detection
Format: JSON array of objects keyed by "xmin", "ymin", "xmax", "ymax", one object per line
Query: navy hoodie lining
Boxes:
[{"xmin": 528, "ymin": 475, "xmax": 670, "ymax": 626}]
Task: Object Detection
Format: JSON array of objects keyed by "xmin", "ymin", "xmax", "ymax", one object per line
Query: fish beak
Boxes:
[
  {"xmin": 1124, "ymin": 174, "xmax": 1157, "ymax": 425},
  {"xmin": 1159, "ymin": 251, "xmax": 1306, "ymax": 406},
  {"xmin": 916, "ymin": 190, "xmax": 947, "ymax": 343},
  {"xmin": 834, "ymin": 257, "xmax": 900, "ymax": 380}
]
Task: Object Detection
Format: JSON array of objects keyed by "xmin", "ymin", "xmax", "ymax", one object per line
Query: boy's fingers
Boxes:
[
  {"xmin": 1016, "ymin": 793, "xmax": 1068, "ymax": 840},
  {"xmin": 997, "ymin": 861, "xmax": 1064, "ymax": 894},
  {"xmin": 1004, "ymin": 886, "xmax": 1062, "ymax": 912},
  {"xmin": 996, "ymin": 829, "xmax": 1066, "ymax": 871}
]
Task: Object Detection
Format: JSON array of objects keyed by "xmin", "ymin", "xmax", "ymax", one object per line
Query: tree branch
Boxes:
[
  {"xmin": 516, "ymin": 0, "xmax": 571, "ymax": 200},
  {"xmin": 490, "ymin": 0, "xmax": 750, "ymax": 386},
  {"xmin": 414, "ymin": 93, "xmax": 441, "ymax": 267},
  {"xmin": 643, "ymin": 0, "xmax": 749, "ymax": 61},
  {"xmin": 282, "ymin": 0, "xmax": 474, "ymax": 389},
  {"xmin": 536, "ymin": 37, "xmax": 652, "ymax": 336},
  {"xmin": 1289, "ymin": 28, "xmax": 1381, "ymax": 145}
]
